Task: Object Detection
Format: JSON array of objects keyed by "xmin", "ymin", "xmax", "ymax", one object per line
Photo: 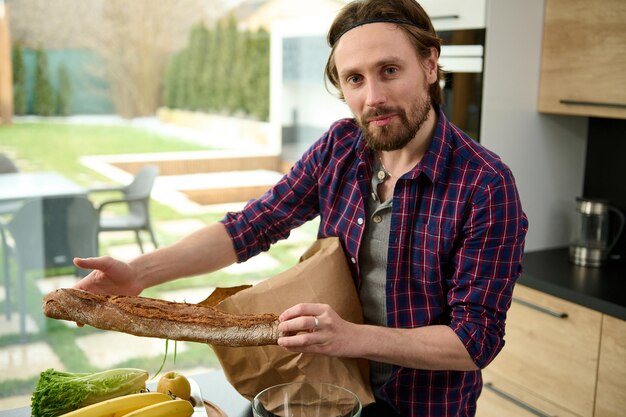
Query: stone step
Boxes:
[
  {"xmin": 88, "ymin": 151, "xmax": 284, "ymax": 176},
  {"xmin": 82, "ymin": 152, "xmax": 290, "ymax": 211},
  {"xmin": 154, "ymin": 169, "xmax": 285, "ymax": 208}
]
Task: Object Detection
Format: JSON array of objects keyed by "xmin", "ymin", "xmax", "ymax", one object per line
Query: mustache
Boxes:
[{"xmin": 362, "ymin": 106, "xmax": 403, "ymax": 121}]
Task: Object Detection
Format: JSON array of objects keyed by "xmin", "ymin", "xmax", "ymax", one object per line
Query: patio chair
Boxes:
[
  {"xmin": 0, "ymin": 153, "xmax": 22, "ymax": 214},
  {"xmin": 0, "ymin": 153, "xmax": 19, "ymax": 174},
  {"xmin": 89, "ymin": 166, "xmax": 159, "ymax": 254},
  {"xmin": 1, "ymin": 196, "xmax": 99, "ymax": 341}
]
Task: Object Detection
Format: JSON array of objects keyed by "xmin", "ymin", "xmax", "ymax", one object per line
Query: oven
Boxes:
[{"xmin": 438, "ymin": 29, "xmax": 486, "ymax": 141}]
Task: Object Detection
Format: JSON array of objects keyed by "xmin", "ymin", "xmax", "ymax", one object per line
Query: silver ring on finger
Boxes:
[{"xmin": 313, "ymin": 316, "xmax": 319, "ymax": 332}]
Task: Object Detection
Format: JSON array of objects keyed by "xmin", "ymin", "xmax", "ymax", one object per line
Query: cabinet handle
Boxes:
[
  {"xmin": 512, "ymin": 297, "xmax": 568, "ymax": 319},
  {"xmin": 559, "ymin": 99, "xmax": 626, "ymax": 109},
  {"xmin": 430, "ymin": 14, "xmax": 461, "ymax": 20},
  {"xmin": 484, "ymin": 382, "xmax": 556, "ymax": 417}
]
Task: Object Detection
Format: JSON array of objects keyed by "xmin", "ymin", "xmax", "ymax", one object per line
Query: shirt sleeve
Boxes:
[
  {"xmin": 447, "ymin": 167, "xmax": 528, "ymax": 369},
  {"xmin": 220, "ymin": 140, "xmax": 325, "ymax": 262}
]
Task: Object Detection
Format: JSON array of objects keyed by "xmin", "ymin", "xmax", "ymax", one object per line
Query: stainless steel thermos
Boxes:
[{"xmin": 569, "ymin": 197, "xmax": 625, "ymax": 267}]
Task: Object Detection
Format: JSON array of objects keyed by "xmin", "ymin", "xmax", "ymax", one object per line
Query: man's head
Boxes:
[
  {"xmin": 325, "ymin": 0, "xmax": 443, "ymax": 106},
  {"xmin": 325, "ymin": 0, "xmax": 442, "ymax": 151}
]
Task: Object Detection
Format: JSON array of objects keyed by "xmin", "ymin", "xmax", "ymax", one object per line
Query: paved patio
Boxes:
[
  {"xmin": 0, "ymin": 208, "xmax": 317, "ymax": 411},
  {"xmin": 0, "ymin": 116, "xmax": 319, "ymax": 411}
]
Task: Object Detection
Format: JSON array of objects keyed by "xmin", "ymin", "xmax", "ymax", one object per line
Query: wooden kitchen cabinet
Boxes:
[
  {"xmin": 417, "ymin": 0, "xmax": 486, "ymax": 30},
  {"xmin": 538, "ymin": 0, "xmax": 626, "ymax": 119},
  {"xmin": 476, "ymin": 285, "xmax": 603, "ymax": 417},
  {"xmin": 478, "ymin": 372, "xmax": 580, "ymax": 417},
  {"xmin": 594, "ymin": 314, "xmax": 626, "ymax": 417}
]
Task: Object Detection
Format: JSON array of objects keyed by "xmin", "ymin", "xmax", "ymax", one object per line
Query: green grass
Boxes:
[
  {"xmin": 0, "ymin": 121, "xmax": 220, "ymax": 222},
  {"xmin": 0, "ymin": 120, "xmax": 318, "ymax": 403},
  {"xmin": 0, "ymin": 122, "xmax": 212, "ymax": 179}
]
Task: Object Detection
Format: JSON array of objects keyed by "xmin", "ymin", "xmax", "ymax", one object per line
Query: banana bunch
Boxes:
[{"xmin": 59, "ymin": 392, "xmax": 194, "ymax": 417}]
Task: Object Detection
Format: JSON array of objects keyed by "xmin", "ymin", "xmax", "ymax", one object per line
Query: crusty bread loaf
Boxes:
[{"xmin": 43, "ymin": 288, "xmax": 279, "ymax": 346}]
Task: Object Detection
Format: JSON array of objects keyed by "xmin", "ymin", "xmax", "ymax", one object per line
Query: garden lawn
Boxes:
[
  {"xmin": 0, "ymin": 120, "xmax": 320, "ymax": 405},
  {"xmin": 0, "ymin": 120, "xmax": 218, "ymax": 220},
  {"xmin": 0, "ymin": 121, "xmax": 214, "ymax": 182}
]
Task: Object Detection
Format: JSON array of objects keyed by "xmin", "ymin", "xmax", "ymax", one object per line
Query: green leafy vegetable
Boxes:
[{"xmin": 31, "ymin": 368, "xmax": 148, "ymax": 417}]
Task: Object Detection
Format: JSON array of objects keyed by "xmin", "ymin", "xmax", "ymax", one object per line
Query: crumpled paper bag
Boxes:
[{"xmin": 210, "ymin": 237, "xmax": 375, "ymax": 406}]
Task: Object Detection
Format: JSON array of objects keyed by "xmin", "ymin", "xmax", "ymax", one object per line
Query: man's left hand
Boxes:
[{"xmin": 277, "ymin": 303, "xmax": 360, "ymax": 357}]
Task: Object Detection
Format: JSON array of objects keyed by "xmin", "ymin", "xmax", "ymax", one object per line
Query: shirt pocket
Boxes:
[{"xmin": 411, "ymin": 220, "xmax": 456, "ymax": 283}]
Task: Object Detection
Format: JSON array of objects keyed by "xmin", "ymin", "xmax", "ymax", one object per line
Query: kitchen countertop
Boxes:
[
  {"xmin": 520, "ymin": 247, "xmax": 626, "ymax": 320},
  {"xmin": 0, "ymin": 371, "xmax": 252, "ymax": 417},
  {"xmin": 2, "ymin": 249, "xmax": 623, "ymax": 417}
]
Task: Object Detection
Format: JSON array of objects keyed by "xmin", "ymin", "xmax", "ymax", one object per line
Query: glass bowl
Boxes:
[{"xmin": 252, "ymin": 382, "xmax": 362, "ymax": 417}]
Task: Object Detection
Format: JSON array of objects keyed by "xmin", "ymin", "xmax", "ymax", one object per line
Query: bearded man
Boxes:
[{"xmin": 74, "ymin": 1, "xmax": 528, "ymax": 416}]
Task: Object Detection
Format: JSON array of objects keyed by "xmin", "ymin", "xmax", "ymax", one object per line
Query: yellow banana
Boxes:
[
  {"xmin": 59, "ymin": 392, "xmax": 172, "ymax": 417},
  {"xmin": 121, "ymin": 398, "xmax": 194, "ymax": 417}
]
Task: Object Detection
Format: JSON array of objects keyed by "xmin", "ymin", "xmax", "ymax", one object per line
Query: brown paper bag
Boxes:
[{"xmin": 211, "ymin": 237, "xmax": 375, "ymax": 406}]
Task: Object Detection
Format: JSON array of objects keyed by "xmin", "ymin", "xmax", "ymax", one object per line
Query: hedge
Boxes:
[{"xmin": 164, "ymin": 16, "xmax": 270, "ymax": 121}]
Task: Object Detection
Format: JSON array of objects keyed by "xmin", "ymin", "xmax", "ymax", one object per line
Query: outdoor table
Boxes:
[
  {"xmin": 0, "ymin": 171, "xmax": 88, "ymax": 340},
  {"xmin": 0, "ymin": 171, "xmax": 86, "ymax": 203},
  {"xmin": 0, "ymin": 370, "xmax": 252, "ymax": 417}
]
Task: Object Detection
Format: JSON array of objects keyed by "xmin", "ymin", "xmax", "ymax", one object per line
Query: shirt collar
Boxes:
[{"xmin": 415, "ymin": 106, "xmax": 451, "ymax": 184}]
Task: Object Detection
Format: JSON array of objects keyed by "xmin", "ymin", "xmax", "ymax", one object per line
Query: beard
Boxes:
[{"xmin": 357, "ymin": 95, "xmax": 432, "ymax": 152}]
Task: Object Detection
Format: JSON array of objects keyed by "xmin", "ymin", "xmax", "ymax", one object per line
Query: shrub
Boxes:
[
  {"xmin": 163, "ymin": 17, "xmax": 270, "ymax": 121},
  {"xmin": 33, "ymin": 48, "xmax": 55, "ymax": 116},
  {"xmin": 12, "ymin": 44, "xmax": 27, "ymax": 115},
  {"xmin": 56, "ymin": 64, "xmax": 72, "ymax": 116}
]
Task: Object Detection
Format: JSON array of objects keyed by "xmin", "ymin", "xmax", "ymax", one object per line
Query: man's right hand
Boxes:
[{"xmin": 72, "ymin": 256, "xmax": 143, "ymax": 296}]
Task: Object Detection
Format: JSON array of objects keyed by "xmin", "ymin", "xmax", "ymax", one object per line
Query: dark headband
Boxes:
[{"xmin": 333, "ymin": 18, "xmax": 428, "ymax": 43}]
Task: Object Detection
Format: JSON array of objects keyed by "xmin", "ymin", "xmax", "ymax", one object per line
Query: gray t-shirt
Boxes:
[{"xmin": 359, "ymin": 163, "xmax": 394, "ymax": 398}]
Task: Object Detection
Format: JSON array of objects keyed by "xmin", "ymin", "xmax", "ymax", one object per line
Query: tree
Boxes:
[
  {"xmin": 196, "ymin": 27, "xmax": 215, "ymax": 112},
  {"xmin": 223, "ymin": 13, "xmax": 242, "ymax": 115},
  {"xmin": 162, "ymin": 18, "xmax": 271, "ymax": 121},
  {"xmin": 209, "ymin": 19, "xmax": 228, "ymax": 113},
  {"xmin": 163, "ymin": 51, "xmax": 183, "ymax": 109},
  {"xmin": 93, "ymin": 0, "xmax": 228, "ymax": 118},
  {"xmin": 56, "ymin": 63, "xmax": 72, "ymax": 115},
  {"xmin": 185, "ymin": 23, "xmax": 210, "ymax": 111},
  {"xmin": 9, "ymin": 0, "xmax": 229, "ymax": 118},
  {"xmin": 246, "ymin": 28, "xmax": 270, "ymax": 121},
  {"xmin": 203, "ymin": 23, "xmax": 223, "ymax": 112},
  {"xmin": 33, "ymin": 48, "xmax": 54, "ymax": 116},
  {"xmin": 12, "ymin": 44, "xmax": 27, "ymax": 115}
]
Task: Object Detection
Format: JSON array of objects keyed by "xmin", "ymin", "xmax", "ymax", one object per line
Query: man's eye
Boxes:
[
  {"xmin": 347, "ymin": 75, "xmax": 362, "ymax": 85},
  {"xmin": 384, "ymin": 67, "xmax": 398, "ymax": 76}
]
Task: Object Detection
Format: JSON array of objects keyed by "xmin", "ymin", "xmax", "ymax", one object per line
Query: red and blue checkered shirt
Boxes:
[{"xmin": 222, "ymin": 109, "xmax": 528, "ymax": 417}]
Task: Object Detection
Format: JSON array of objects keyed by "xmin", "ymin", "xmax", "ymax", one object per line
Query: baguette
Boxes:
[{"xmin": 42, "ymin": 288, "xmax": 280, "ymax": 347}]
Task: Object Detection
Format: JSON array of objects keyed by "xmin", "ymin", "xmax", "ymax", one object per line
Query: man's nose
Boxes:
[{"xmin": 365, "ymin": 80, "xmax": 387, "ymax": 108}]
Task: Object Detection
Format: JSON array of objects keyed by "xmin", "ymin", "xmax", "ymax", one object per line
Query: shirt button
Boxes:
[
  {"xmin": 373, "ymin": 215, "xmax": 382, "ymax": 224},
  {"xmin": 357, "ymin": 218, "xmax": 364, "ymax": 225},
  {"xmin": 351, "ymin": 257, "xmax": 357, "ymax": 264}
]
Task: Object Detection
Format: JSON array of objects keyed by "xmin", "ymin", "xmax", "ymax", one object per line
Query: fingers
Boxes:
[
  {"xmin": 276, "ymin": 303, "xmax": 359, "ymax": 357},
  {"xmin": 279, "ymin": 303, "xmax": 325, "ymax": 322},
  {"xmin": 72, "ymin": 256, "xmax": 141, "ymax": 295},
  {"xmin": 277, "ymin": 303, "xmax": 336, "ymax": 352},
  {"xmin": 278, "ymin": 331, "xmax": 324, "ymax": 352},
  {"xmin": 73, "ymin": 256, "xmax": 114, "ymax": 271},
  {"xmin": 278, "ymin": 303, "xmax": 327, "ymax": 333},
  {"xmin": 278, "ymin": 315, "xmax": 320, "ymax": 335}
]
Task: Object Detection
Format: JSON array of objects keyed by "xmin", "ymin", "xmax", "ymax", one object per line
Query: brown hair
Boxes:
[{"xmin": 324, "ymin": 0, "xmax": 444, "ymax": 105}]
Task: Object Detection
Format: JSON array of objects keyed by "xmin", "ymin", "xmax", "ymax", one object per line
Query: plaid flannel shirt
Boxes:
[{"xmin": 222, "ymin": 108, "xmax": 528, "ymax": 417}]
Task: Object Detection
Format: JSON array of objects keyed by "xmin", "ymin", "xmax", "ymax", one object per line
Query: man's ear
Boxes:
[{"xmin": 424, "ymin": 47, "xmax": 439, "ymax": 84}]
